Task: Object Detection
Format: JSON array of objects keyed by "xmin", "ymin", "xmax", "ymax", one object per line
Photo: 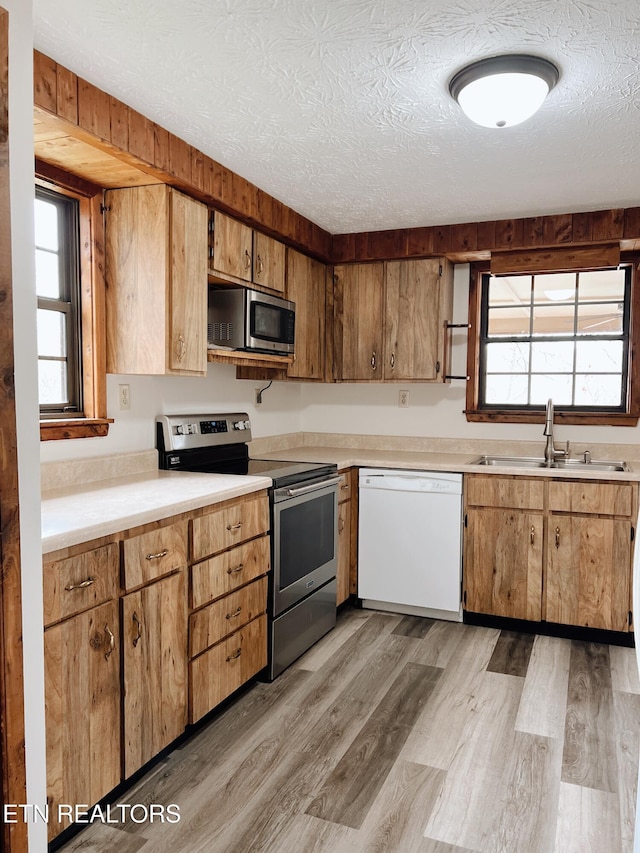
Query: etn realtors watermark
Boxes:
[{"xmin": 3, "ymin": 802, "xmax": 181, "ymax": 824}]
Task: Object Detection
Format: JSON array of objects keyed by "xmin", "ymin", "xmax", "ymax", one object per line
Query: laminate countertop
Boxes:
[
  {"xmin": 41, "ymin": 470, "xmax": 272, "ymax": 555},
  {"xmin": 254, "ymin": 445, "xmax": 640, "ymax": 481}
]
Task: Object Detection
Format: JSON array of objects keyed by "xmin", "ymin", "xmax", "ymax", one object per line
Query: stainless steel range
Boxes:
[{"xmin": 156, "ymin": 413, "xmax": 339, "ymax": 679}]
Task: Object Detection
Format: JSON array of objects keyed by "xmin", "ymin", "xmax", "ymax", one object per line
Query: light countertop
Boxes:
[{"xmin": 42, "ymin": 470, "xmax": 272, "ymax": 554}]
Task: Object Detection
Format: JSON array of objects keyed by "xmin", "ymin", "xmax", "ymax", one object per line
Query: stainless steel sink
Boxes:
[{"xmin": 468, "ymin": 455, "xmax": 630, "ymax": 472}]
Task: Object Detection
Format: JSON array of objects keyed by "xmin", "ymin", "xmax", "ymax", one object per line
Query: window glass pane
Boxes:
[
  {"xmin": 578, "ymin": 269, "xmax": 625, "ymax": 302},
  {"xmin": 532, "ymin": 304, "xmax": 576, "ymax": 335},
  {"xmin": 34, "ymin": 198, "xmax": 59, "ymax": 251},
  {"xmin": 575, "ymin": 374, "xmax": 622, "ymax": 406},
  {"xmin": 533, "ymin": 272, "xmax": 576, "ymax": 304},
  {"xmin": 35, "ymin": 248, "xmax": 60, "ymax": 298},
  {"xmin": 38, "ymin": 360, "xmax": 67, "ymax": 405},
  {"xmin": 484, "ymin": 374, "xmax": 528, "ymax": 405},
  {"xmin": 37, "ymin": 309, "xmax": 66, "ymax": 357},
  {"xmin": 576, "ymin": 301, "xmax": 623, "ymax": 334},
  {"xmin": 487, "ymin": 306, "xmax": 530, "ymax": 336},
  {"xmin": 530, "ymin": 374, "xmax": 573, "ymax": 405},
  {"xmin": 485, "ymin": 341, "xmax": 529, "ymax": 373},
  {"xmin": 488, "ymin": 275, "xmax": 532, "ymax": 307},
  {"xmin": 575, "ymin": 340, "xmax": 623, "ymax": 373},
  {"xmin": 531, "ymin": 341, "xmax": 574, "ymax": 373}
]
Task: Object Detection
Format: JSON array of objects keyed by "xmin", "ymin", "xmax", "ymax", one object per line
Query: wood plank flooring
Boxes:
[{"xmin": 58, "ymin": 608, "xmax": 640, "ymax": 853}]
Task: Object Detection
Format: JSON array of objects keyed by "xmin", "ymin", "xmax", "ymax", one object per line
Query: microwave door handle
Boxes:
[{"xmin": 285, "ymin": 476, "xmax": 341, "ymax": 498}]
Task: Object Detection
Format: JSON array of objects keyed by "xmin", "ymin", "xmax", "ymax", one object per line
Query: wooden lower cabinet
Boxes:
[
  {"xmin": 464, "ymin": 474, "xmax": 637, "ymax": 632},
  {"xmin": 337, "ymin": 500, "xmax": 352, "ymax": 606},
  {"xmin": 44, "ymin": 600, "xmax": 121, "ymax": 840},
  {"xmin": 546, "ymin": 514, "xmax": 631, "ymax": 631},
  {"xmin": 190, "ymin": 615, "xmax": 267, "ymax": 723},
  {"xmin": 464, "ymin": 507, "xmax": 543, "ymax": 621},
  {"xmin": 122, "ymin": 571, "xmax": 187, "ymax": 778}
]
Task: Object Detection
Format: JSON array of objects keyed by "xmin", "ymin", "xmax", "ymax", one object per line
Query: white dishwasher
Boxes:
[{"xmin": 358, "ymin": 468, "xmax": 463, "ymax": 621}]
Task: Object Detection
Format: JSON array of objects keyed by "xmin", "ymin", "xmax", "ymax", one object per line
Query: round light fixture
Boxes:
[{"xmin": 449, "ymin": 54, "xmax": 559, "ymax": 129}]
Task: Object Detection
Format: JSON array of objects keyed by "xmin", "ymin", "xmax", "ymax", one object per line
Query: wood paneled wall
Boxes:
[
  {"xmin": 1, "ymin": 9, "xmax": 28, "ymax": 853},
  {"xmin": 33, "ymin": 51, "xmax": 333, "ymax": 261}
]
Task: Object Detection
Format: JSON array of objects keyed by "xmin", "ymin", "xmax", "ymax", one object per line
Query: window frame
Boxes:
[
  {"xmin": 35, "ymin": 184, "xmax": 83, "ymax": 417},
  {"xmin": 465, "ymin": 256, "xmax": 640, "ymax": 426},
  {"xmin": 36, "ymin": 163, "xmax": 112, "ymax": 440}
]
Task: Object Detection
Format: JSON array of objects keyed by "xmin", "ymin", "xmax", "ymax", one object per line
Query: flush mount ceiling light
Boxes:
[{"xmin": 449, "ymin": 54, "xmax": 559, "ymax": 129}]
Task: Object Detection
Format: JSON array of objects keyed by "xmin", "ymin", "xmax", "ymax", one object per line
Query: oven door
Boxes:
[{"xmin": 271, "ymin": 476, "xmax": 339, "ymax": 616}]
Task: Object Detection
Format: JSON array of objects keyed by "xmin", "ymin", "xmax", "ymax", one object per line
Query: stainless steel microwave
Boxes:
[{"xmin": 207, "ymin": 287, "xmax": 295, "ymax": 355}]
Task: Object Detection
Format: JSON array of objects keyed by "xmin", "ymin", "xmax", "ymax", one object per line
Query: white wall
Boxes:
[
  {"xmin": 40, "ymin": 362, "xmax": 303, "ymax": 461},
  {"xmin": 301, "ymin": 264, "xmax": 640, "ymax": 448},
  {"xmin": 7, "ymin": 0, "xmax": 48, "ymax": 849}
]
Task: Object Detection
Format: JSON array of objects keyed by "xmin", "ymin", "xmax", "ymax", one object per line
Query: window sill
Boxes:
[
  {"xmin": 40, "ymin": 418, "xmax": 114, "ymax": 441},
  {"xmin": 465, "ymin": 410, "xmax": 639, "ymax": 427}
]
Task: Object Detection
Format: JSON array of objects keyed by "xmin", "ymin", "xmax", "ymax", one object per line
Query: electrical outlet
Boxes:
[
  {"xmin": 399, "ymin": 390, "xmax": 410, "ymax": 408},
  {"xmin": 119, "ymin": 384, "xmax": 130, "ymax": 410}
]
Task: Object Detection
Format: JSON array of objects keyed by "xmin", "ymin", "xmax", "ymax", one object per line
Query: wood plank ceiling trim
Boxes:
[
  {"xmin": 33, "ymin": 51, "xmax": 334, "ymax": 262},
  {"xmin": 34, "ymin": 52, "xmax": 640, "ymax": 267}
]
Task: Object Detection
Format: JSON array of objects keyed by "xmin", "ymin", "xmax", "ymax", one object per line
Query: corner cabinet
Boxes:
[
  {"xmin": 332, "ymin": 258, "xmax": 453, "ymax": 382},
  {"xmin": 105, "ymin": 184, "xmax": 208, "ymax": 375},
  {"xmin": 464, "ymin": 474, "xmax": 637, "ymax": 632}
]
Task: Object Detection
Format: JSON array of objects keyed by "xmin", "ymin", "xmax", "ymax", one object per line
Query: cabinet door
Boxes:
[
  {"xmin": 168, "ymin": 190, "xmax": 208, "ymax": 374},
  {"xmin": 45, "ymin": 601, "xmax": 120, "ymax": 840},
  {"xmin": 384, "ymin": 259, "xmax": 444, "ymax": 380},
  {"xmin": 333, "ymin": 263, "xmax": 384, "ymax": 380},
  {"xmin": 336, "ymin": 499, "xmax": 351, "ymax": 606},
  {"xmin": 464, "ymin": 507, "xmax": 542, "ymax": 620},
  {"xmin": 287, "ymin": 248, "xmax": 326, "ymax": 380},
  {"xmin": 253, "ymin": 232, "xmax": 285, "ymax": 292},
  {"xmin": 122, "ymin": 572, "xmax": 187, "ymax": 778},
  {"xmin": 212, "ymin": 211, "xmax": 253, "ymax": 282},
  {"xmin": 546, "ymin": 514, "xmax": 631, "ymax": 631}
]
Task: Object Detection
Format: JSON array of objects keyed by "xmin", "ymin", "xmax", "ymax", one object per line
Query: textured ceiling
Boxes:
[{"xmin": 32, "ymin": 0, "xmax": 640, "ymax": 234}]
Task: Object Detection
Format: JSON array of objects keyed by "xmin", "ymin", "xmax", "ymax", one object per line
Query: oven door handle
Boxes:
[{"xmin": 285, "ymin": 476, "xmax": 341, "ymax": 498}]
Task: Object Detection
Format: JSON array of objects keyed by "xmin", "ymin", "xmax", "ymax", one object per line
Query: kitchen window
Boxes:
[
  {"xmin": 35, "ymin": 186, "xmax": 82, "ymax": 416},
  {"xmin": 35, "ymin": 168, "xmax": 111, "ymax": 440},
  {"xmin": 466, "ymin": 260, "xmax": 640, "ymax": 425}
]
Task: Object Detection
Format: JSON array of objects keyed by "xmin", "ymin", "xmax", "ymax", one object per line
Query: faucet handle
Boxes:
[{"xmin": 564, "ymin": 441, "xmax": 571, "ymax": 459}]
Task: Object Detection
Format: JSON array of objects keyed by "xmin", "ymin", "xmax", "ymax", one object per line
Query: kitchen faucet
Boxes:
[{"xmin": 543, "ymin": 399, "xmax": 570, "ymax": 466}]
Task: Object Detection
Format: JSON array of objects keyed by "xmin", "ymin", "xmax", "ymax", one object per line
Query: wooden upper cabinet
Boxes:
[
  {"xmin": 211, "ymin": 210, "xmax": 253, "ymax": 283},
  {"xmin": 209, "ymin": 211, "xmax": 286, "ymax": 293},
  {"xmin": 105, "ymin": 184, "xmax": 208, "ymax": 375},
  {"xmin": 333, "ymin": 262, "xmax": 384, "ymax": 380},
  {"xmin": 332, "ymin": 258, "xmax": 453, "ymax": 382},
  {"xmin": 286, "ymin": 248, "xmax": 326, "ymax": 380},
  {"xmin": 254, "ymin": 231, "xmax": 285, "ymax": 293},
  {"xmin": 384, "ymin": 259, "xmax": 450, "ymax": 381}
]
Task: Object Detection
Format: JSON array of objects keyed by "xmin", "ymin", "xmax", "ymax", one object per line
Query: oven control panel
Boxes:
[{"xmin": 156, "ymin": 413, "xmax": 252, "ymax": 452}]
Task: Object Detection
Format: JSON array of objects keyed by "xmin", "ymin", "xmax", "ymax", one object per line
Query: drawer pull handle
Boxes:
[
  {"xmin": 530, "ymin": 526, "xmax": 535, "ymax": 545},
  {"xmin": 340, "ymin": 484, "xmax": 349, "ymax": 491},
  {"xmin": 132, "ymin": 612, "xmax": 142, "ymax": 647},
  {"xmin": 65, "ymin": 576, "xmax": 95, "ymax": 591},
  {"xmin": 371, "ymin": 351, "xmax": 377, "ymax": 370},
  {"xmin": 146, "ymin": 548, "xmax": 169, "ymax": 561},
  {"xmin": 104, "ymin": 624, "xmax": 115, "ymax": 660},
  {"xmin": 227, "ymin": 563, "xmax": 244, "ymax": 575},
  {"xmin": 226, "ymin": 648, "xmax": 242, "ymax": 662},
  {"xmin": 226, "ymin": 522, "xmax": 243, "ymax": 531},
  {"xmin": 338, "ymin": 518, "xmax": 345, "ymax": 533},
  {"xmin": 555, "ymin": 527, "xmax": 561, "ymax": 549},
  {"xmin": 226, "ymin": 606, "xmax": 242, "ymax": 620}
]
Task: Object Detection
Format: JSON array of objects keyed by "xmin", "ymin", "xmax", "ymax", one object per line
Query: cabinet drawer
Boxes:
[
  {"xmin": 192, "ymin": 493, "xmax": 269, "ymax": 561},
  {"xmin": 123, "ymin": 521, "xmax": 187, "ymax": 591},
  {"xmin": 189, "ymin": 614, "xmax": 267, "ymax": 723},
  {"xmin": 338, "ymin": 470, "xmax": 354, "ymax": 503},
  {"xmin": 43, "ymin": 543, "xmax": 119, "ymax": 627},
  {"xmin": 191, "ymin": 534, "xmax": 270, "ymax": 609},
  {"xmin": 465, "ymin": 475, "xmax": 544, "ymax": 510},
  {"xmin": 548, "ymin": 480, "xmax": 634, "ymax": 517},
  {"xmin": 190, "ymin": 576, "xmax": 267, "ymax": 657}
]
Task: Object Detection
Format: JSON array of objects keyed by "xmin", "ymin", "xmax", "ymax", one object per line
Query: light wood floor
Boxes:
[{"xmin": 59, "ymin": 608, "xmax": 640, "ymax": 853}]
